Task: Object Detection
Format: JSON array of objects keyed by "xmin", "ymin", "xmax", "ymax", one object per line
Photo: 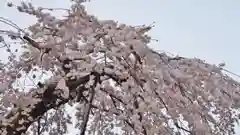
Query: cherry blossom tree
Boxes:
[{"xmin": 0, "ymin": 0, "xmax": 240, "ymax": 135}]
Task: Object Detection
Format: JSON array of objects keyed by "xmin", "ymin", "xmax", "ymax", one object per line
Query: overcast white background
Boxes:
[{"xmin": 1, "ymin": 0, "xmax": 240, "ymax": 134}]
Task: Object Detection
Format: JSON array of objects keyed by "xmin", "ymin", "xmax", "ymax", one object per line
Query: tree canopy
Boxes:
[{"xmin": 0, "ymin": 1, "xmax": 240, "ymax": 135}]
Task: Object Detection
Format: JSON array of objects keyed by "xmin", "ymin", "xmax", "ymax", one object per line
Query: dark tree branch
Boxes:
[
  {"xmin": 37, "ymin": 117, "xmax": 41, "ymax": 135},
  {"xmin": 174, "ymin": 122, "xmax": 192, "ymax": 135},
  {"xmin": 133, "ymin": 96, "xmax": 147, "ymax": 135},
  {"xmin": 22, "ymin": 35, "xmax": 42, "ymax": 50},
  {"xmin": 0, "ymin": 73, "xmax": 91, "ymax": 135},
  {"xmin": 80, "ymin": 73, "xmax": 99, "ymax": 135},
  {"xmin": 0, "ymin": 62, "xmax": 123, "ymax": 135},
  {"xmin": 100, "ymin": 88, "xmax": 126, "ymax": 106}
]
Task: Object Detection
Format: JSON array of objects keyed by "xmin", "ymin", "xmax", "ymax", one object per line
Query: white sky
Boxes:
[{"xmin": 1, "ymin": 0, "xmax": 240, "ymax": 134}]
